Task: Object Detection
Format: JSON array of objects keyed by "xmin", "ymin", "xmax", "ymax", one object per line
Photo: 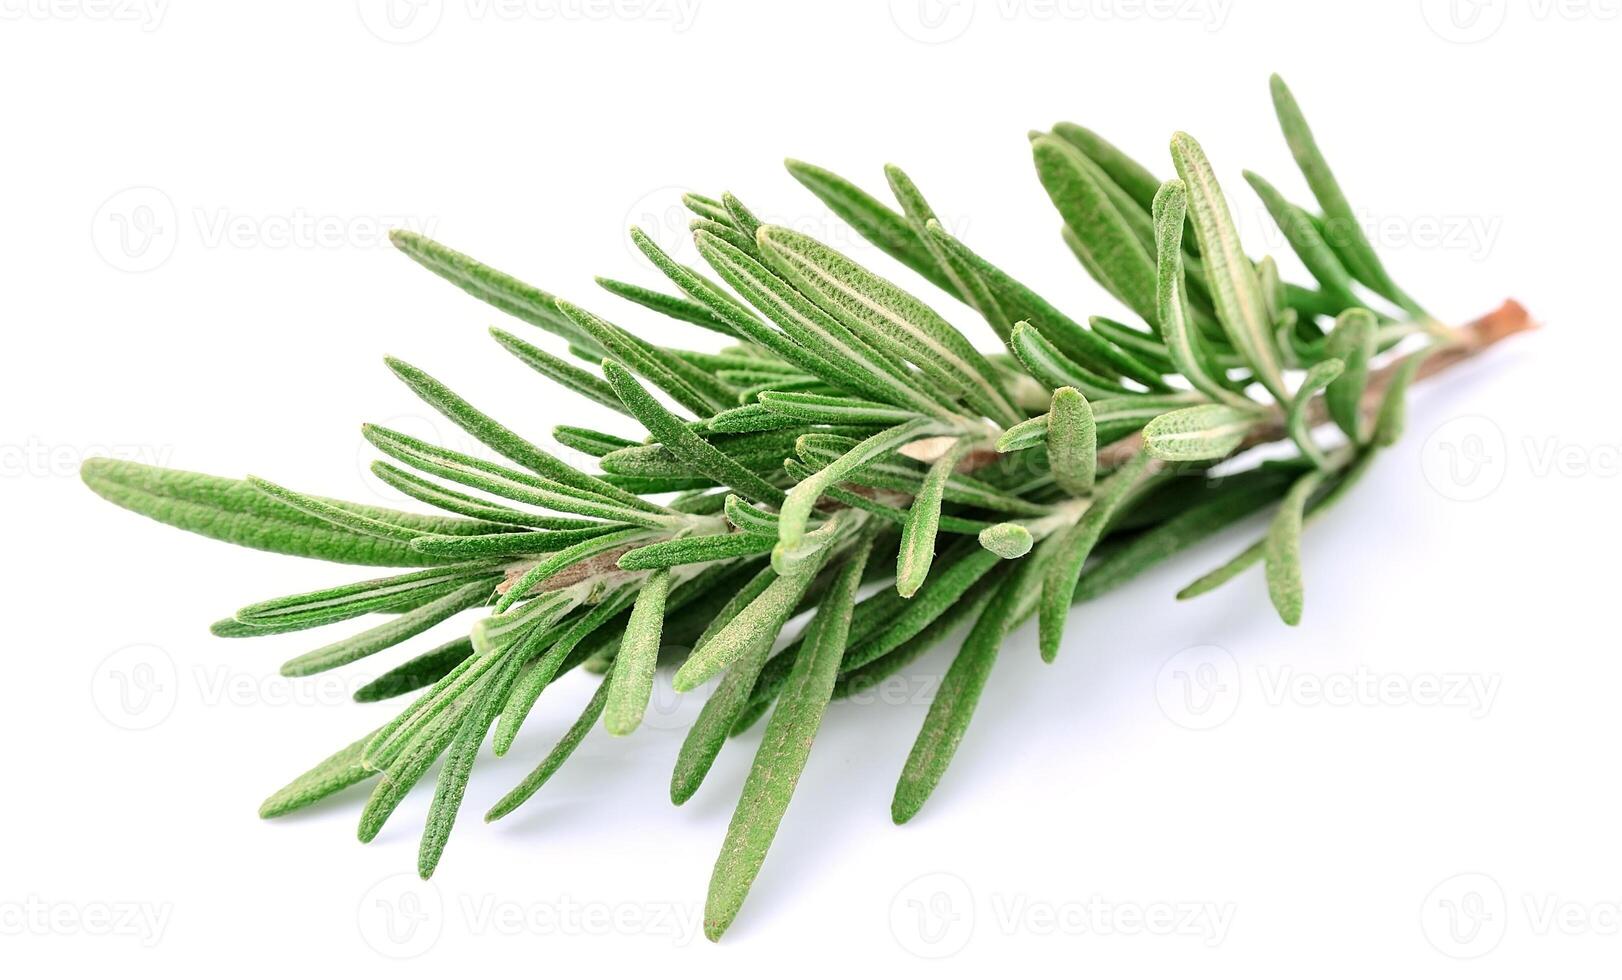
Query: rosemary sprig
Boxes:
[{"xmin": 83, "ymin": 76, "xmax": 1531, "ymax": 941}]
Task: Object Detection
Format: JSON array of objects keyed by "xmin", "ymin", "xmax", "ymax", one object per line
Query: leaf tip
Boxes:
[{"xmin": 978, "ymin": 523, "xmax": 1033, "ymax": 559}]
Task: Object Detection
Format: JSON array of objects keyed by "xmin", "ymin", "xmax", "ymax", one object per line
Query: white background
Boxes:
[{"xmin": 3, "ymin": 0, "xmax": 1618, "ymax": 975}]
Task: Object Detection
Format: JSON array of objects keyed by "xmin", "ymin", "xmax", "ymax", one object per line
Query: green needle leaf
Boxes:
[
  {"xmin": 691, "ymin": 231, "xmax": 949, "ymax": 415},
  {"xmin": 556, "ymin": 300, "xmax": 732, "ymax": 416},
  {"xmin": 81, "ymin": 459, "xmax": 470, "ymax": 567},
  {"xmin": 418, "ymin": 649, "xmax": 527, "ymax": 877},
  {"xmin": 703, "ymin": 535, "xmax": 872, "ymax": 941},
  {"xmin": 892, "ymin": 533, "xmax": 1060, "ymax": 824},
  {"xmin": 1051, "ymin": 123, "xmax": 1163, "ymax": 214},
  {"xmin": 1286, "ymin": 357, "xmax": 1345, "ymax": 469},
  {"xmin": 924, "ymin": 221, "xmax": 1170, "ymax": 389},
  {"xmin": 258, "ymin": 728, "xmax": 383, "ymax": 819},
  {"xmin": 1269, "ymin": 75, "xmax": 1425, "ymax": 317},
  {"xmin": 486, "ymin": 669, "xmax": 613, "ymax": 822},
  {"xmin": 280, "ymin": 577, "xmax": 498, "ymax": 677},
  {"xmin": 385, "ymin": 357, "xmax": 660, "ymax": 515},
  {"xmin": 364, "ymin": 424, "xmax": 676, "ymax": 528},
  {"xmin": 1374, "ymin": 347, "xmax": 1432, "ymax": 447},
  {"xmin": 776, "ymin": 418, "xmax": 939, "ymax": 556},
  {"xmin": 886, "ymin": 163, "xmax": 1013, "ymax": 342},
  {"xmin": 1243, "ymin": 170, "xmax": 1361, "ymax": 311},
  {"xmin": 491, "ymin": 585, "xmax": 639, "ymax": 755},
  {"xmin": 489, "ymin": 327, "xmax": 626, "ymax": 416},
  {"xmin": 603, "ymin": 567, "xmax": 671, "ymax": 736},
  {"xmin": 896, "ymin": 437, "xmax": 974, "ymax": 598},
  {"xmin": 670, "ymin": 621, "xmax": 776, "ymax": 805},
  {"xmin": 595, "ymin": 276, "xmax": 739, "ymax": 336},
  {"xmin": 1178, "ymin": 452, "xmax": 1376, "ymax": 601},
  {"xmin": 354, "ymin": 638, "xmax": 475, "ymax": 703},
  {"xmin": 783, "ymin": 159, "xmax": 959, "ymax": 296},
  {"xmin": 1046, "ymin": 388, "xmax": 1097, "ymax": 496},
  {"xmin": 1032, "ymin": 135, "xmax": 1160, "ymax": 328},
  {"xmin": 1007, "ymin": 321, "xmax": 1135, "ymax": 399},
  {"xmin": 389, "ymin": 230, "xmax": 595, "ymax": 348},
  {"xmin": 978, "ymin": 522, "xmax": 1034, "ymax": 559},
  {"xmin": 756, "ymin": 390, "xmax": 922, "ymax": 426},
  {"xmin": 674, "ymin": 539, "xmax": 835, "ymax": 693},
  {"xmin": 617, "ymin": 531, "xmax": 777, "ymax": 570},
  {"xmin": 1264, "ymin": 469, "xmax": 1326, "ymax": 626},
  {"xmin": 1323, "ymin": 308, "xmax": 1378, "ymax": 442},
  {"xmin": 1152, "ymin": 179, "xmax": 1251, "ymax": 408},
  {"xmin": 1170, "ymin": 131, "xmax": 1288, "ymax": 402},
  {"xmin": 1142, "ymin": 404, "xmax": 1263, "ymax": 461},
  {"xmin": 357, "ymin": 699, "xmax": 468, "ymax": 844}
]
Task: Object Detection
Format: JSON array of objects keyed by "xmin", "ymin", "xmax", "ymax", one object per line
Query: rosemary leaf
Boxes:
[
  {"xmin": 1242, "ymin": 170, "xmax": 1360, "ymax": 311},
  {"xmin": 1152, "ymin": 179, "xmax": 1250, "ymax": 408},
  {"xmin": 418, "ymin": 649, "xmax": 528, "ymax": 877},
  {"xmin": 783, "ymin": 159, "xmax": 958, "ymax": 295},
  {"xmin": 258, "ymin": 729, "xmax": 382, "ymax": 819},
  {"xmin": 896, "ymin": 437, "xmax": 974, "ymax": 598},
  {"xmin": 703, "ymin": 535, "xmax": 873, "ymax": 941},
  {"xmin": 1374, "ymin": 347, "xmax": 1432, "ymax": 447},
  {"xmin": 1008, "ymin": 321, "xmax": 1135, "ymax": 399},
  {"xmin": 892, "ymin": 533, "xmax": 1061, "ymax": 824},
  {"xmin": 81, "ymin": 459, "xmax": 465, "ymax": 567},
  {"xmin": 1032, "ymin": 135, "xmax": 1160, "ymax": 328},
  {"xmin": 1170, "ymin": 132, "xmax": 1288, "ymax": 402},
  {"xmin": 603, "ymin": 568, "xmax": 672, "ymax": 736},
  {"xmin": 1286, "ymin": 357, "xmax": 1345, "ymax": 469},
  {"xmin": 1324, "ymin": 308, "xmax": 1378, "ymax": 442},
  {"xmin": 1269, "ymin": 75, "xmax": 1425, "ymax": 317},
  {"xmin": 389, "ymin": 230, "xmax": 594, "ymax": 348},
  {"xmin": 385, "ymin": 357, "xmax": 660, "ymax": 514},
  {"xmin": 595, "ymin": 276, "xmax": 738, "ymax": 335},
  {"xmin": 756, "ymin": 390, "xmax": 922, "ymax": 426},
  {"xmin": 776, "ymin": 418, "xmax": 939, "ymax": 556},
  {"xmin": 886, "ymin": 164, "xmax": 1013, "ymax": 342},
  {"xmin": 486, "ymin": 669, "xmax": 613, "ymax": 822},
  {"xmin": 978, "ymin": 522, "xmax": 1034, "ymax": 559},
  {"xmin": 489, "ymin": 327, "xmax": 626, "ymax": 416},
  {"xmin": 1263, "ymin": 469, "xmax": 1325, "ymax": 626},
  {"xmin": 1142, "ymin": 404, "xmax": 1264, "ymax": 461},
  {"xmin": 354, "ymin": 638, "xmax": 476, "ymax": 704},
  {"xmin": 280, "ymin": 578, "xmax": 498, "ymax": 677},
  {"xmin": 674, "ymin": 542, "xmax": 833, "ymax": 692},
  {"xmin": 1046, "ymin": 388, "xmax": 1097, "ymax": 496}
]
